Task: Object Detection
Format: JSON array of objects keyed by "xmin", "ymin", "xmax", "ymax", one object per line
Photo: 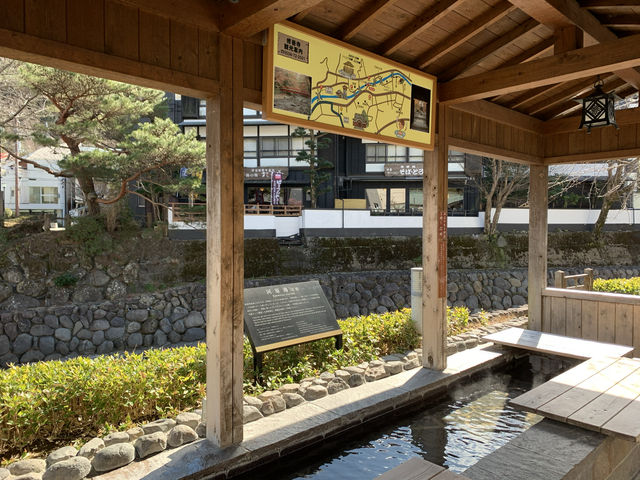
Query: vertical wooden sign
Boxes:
[{"xmin": 437, "ymin": 210, "xmax": 447, "ymax": 298}]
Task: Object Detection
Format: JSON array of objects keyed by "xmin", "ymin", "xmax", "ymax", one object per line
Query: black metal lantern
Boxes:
[{"xmin": 579, "ymin": 77, "xmax": 620, "ymax": 133}]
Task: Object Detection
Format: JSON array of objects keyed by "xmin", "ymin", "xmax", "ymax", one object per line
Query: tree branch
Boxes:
[{"xmin": 0, "ymin": 145, "xmax": 73, "ymax": 177}]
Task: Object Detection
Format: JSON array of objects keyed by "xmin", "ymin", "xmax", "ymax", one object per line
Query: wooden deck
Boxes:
[
  {"xmin": 483, "ymin": 327, "xmax": 634, "ymax": 360},
  {"xmin": 374, "ymin": 457, "xmax": 470, "ymax": 480},
  {"xmin": 511, "ymin": 356, "xmax": 640, "ymax": 442}
]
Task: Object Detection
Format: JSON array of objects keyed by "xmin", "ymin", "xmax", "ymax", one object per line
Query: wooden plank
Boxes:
[
  {"xmin": 601, "ymin": 391, "xmax": 640, "ymax": 441},
  {"xmin": 220, "ymin": 0, "xmax": 324, "ymax": 37},
  {"xmin": 439, "ymin": 34, "xmax": 640, "ymax": 104},
  {"xmin": 0, "ymin": 25, "xmax": 219, "ymax": 98},
  {"xmin": 171, "ymin": 20, "xmax": 199, "ymax": 75},
  {"xmin": 379, "ymin": 0, "xmax": 461, "ymax": 56},
  {"xmin": 537, "ymin": 357, "xmax": 640, "ymax": 421},
  {"xmin": 421, "ymin": 112, "xmax": 446, "ymax": 371},
  {"xmin": 484, "ymin": 327, "xmax": 634, "ymax": 360},
  {"xmin": 449, "ymin": 101, "xmax": 543, "ymax": 134},
  {"xmin": 336, "ymin": 0, "xmax": 400, "ymax": 41},
  {"xmin": 375, "ymin": 457, "xmax": 444, "ymax": 480},
  {"xmin": 616, "ymin": 303, "xmax": 634, "ymax": 347},
  {"xmin": 599, "ymin": 302, "xmax": 616, "ymax": 343},
  {"xmin": 115, "ymin": 0, "xmax": 218, "ymax": 32},
  {"xmin": 542, "ymin": 287, "xmax": 640, "ymax": 306},
  {"xmin": 550, "ymin": 296, "xmax": 567, "ymax": 335},
  {"xmin": 0, "ymin": 0, "xmax": 24, "ymax": 32},
  {"xmin": 528, "ymin": 165, "xmax": 548, "ymax": 332},
  {"xmin": 433, "ymin": 470, "xmax": 472, "ymax": 480},
  {"xmin": 568, "ymin": 358, "xmax": 640, "ymax": 432},
  {"xmin": 511, "ymin": 356, "xmax": 620, "ymax": 412},
  {"xmin": 199, "ymin": 29, "xmax": 220, "ymax": 81},
  {"xmin": 582, "ymin": 299, "xmax": 599, "ymax": 340},
  {"xmin": 139, "ymin": 11, "xmax": 171, "ymax": 69},
  {"xmin": 414, "ymin": 1, "xmax": 515, "ymax": 69},
  {"xmin": 566, "ymin": 297, "xmax": 582, "ymax": 338},
  {"xmin": 447, "ymin": 137, "xmax": 543, "ymax": 165},
  {"xmin": 67, "ymin": 0, "xmax": 105, "ymax": 52},
  {"xmin": 543, "ymin": 106, "xmax": 640, "ymax": 135},
  {"xmin": 25, "ymin": 0, "xmax": 66, "ymax": 42},
  {"xmin": 542, "ymin": 293, "xmax": 552, "ymax": 333},
  {"xmin": 105, "ymin": 0, "xmax": 139, "ymax": 60}
]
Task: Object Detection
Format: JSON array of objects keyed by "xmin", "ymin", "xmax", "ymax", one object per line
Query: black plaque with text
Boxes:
[{"xmin": 244, "ymin": 280, "xmax": 341, "ymax": 353}]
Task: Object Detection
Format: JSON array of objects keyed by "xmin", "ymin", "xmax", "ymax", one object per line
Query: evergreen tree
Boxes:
[{"xmin": 291, "ymin": 127, "xmax": 332, "ymax": 208}]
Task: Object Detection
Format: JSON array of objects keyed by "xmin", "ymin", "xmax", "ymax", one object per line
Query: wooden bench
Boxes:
[
  {"xmin": 374, "ymin": 457, "xmax": 470, "ymax": 480},
  {"xmin": 483, "ymin": 327, "xmax": 633, "ymax": 360}
]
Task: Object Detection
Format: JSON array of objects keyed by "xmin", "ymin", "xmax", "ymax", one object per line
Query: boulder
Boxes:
[
  {"xmin": 327, "ymin": 378, "xmax": 350, "ymax": 394},
  {"xmin": 127, "ymin": 427, "xmax": 144, "ymax": 442},
  {"xmin": 92, "ymin": 443, "xmax": 135, "ymax": 472},
  {"xmin": 283, "ymin": 393, "xmax": 305, "ymax": 408},
  {"xmin": 103, "ymin": 431, "xmax": 129, "ymax": 446},
  {"xmin": 303, "ymin": 385, "xmax": 328, "ymax": 401},
  {"xmin": 175, "ymin": 412, "xmax": 200, "ymax": 430},
  {"xmin": 167, "ymin": 425, "xmax": 198, "ymax": 448},
  {"xmin": 42, "ymin": 457, "xmax": 91, "ymax": 480},
  {"xmin": 78, "ymin": 437, "xmax": 104, "ymax": 460},
  {"xmin": 243, "ymin": 405, "xmax": 262, "ymax": 424},
  {"xmin": 7, "ymin": 459, "xmax": 46, "ymax": 476},
  {"xmin": 46, "ymin": 445, "xmax": 78, "ymax": 468},
  {"xmin": 134, "ymin": 432, "xmax": 167, "ymax": 459},
  {"xmin": 142, "ymin": 418, "xmax": 176, "ymax": 434}
]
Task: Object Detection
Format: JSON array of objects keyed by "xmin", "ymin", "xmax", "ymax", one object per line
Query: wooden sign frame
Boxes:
[{"xmin": 263, "ymin": 21, "xmax": 437, "ymax": 151}]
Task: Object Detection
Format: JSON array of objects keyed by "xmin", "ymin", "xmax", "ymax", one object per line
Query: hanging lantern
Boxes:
[{"xmin": 579, "ymin": 77, "xmax": 620, "ymax": 133}]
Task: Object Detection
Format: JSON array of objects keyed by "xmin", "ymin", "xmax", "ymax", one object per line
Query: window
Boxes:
[
  {"xmin": 389, "ymin": 188, "xmax": 405, "ymax": 212},
  {"xmin": 366, "ymin": 143, "xmax": 423, "ymax": 163},
  {"xmin": 244, "ymin": 138, "xmax": 257, "ymax": 158},
  {"xmin": 387, "ymin": 145, "xmax": 407, "ymax": 163},
  {"xmin": 29, "ymin": 186, "xmax": 58, "ymax": 204},
  {"xmin": 409, "ymin": 148, "xmax": 423, "ymax": 162},
  {"xmin": 366, "ymin": 144, "xmax": 387, "ymax": 163},
  {"xmin": 260, "ymin": 137, "xmax": 290, "ymax": 157},
  {"xmin": 409, "ymin": 189, "xmax": 423, "ymax": 212},
  {"xmin": 182, "ymin": 96, "xmax": 199, "ymax": 118},
  {"xmin": 365, "ymin": 188, "xmax": 387, "ymax": 211}
]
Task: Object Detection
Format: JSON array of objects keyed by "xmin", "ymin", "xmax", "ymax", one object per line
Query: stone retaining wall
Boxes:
[{"xmin": 1, "ymin": 266, "xmax": 638, "ymax": 366}]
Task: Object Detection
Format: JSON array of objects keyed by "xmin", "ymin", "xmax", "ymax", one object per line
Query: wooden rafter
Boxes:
[
  {"xmin": 540, "ymin": 77, "xmax": 626, "ymax": 119},
  {"xmin": 218, "ymin": 0, "xmax": 324, "ymax": 37},
  {"xmin": 439, "ymin": 33, "xmax": 640, "ymax": 103},
  {"xmin": 598, "ymin": 14, "xmax": 640, "ymax": 28},
  {"xmin": 526, "ymin": 76, "xmax": 616, "ymax": 115},
  {"xmin": 502, "ymin": 85, "xmax": 559, "ymax": 110},
  {"xmin": 336, "ymin": 0, "xmax": 399, "ymax": 41},
  {"xmin": 291, "ymin": 6, "xmax": 315, "ymax": 23},
  {"xmin": 508, "ymin": 0, "xmax": 640, "ymax": 89},
  {"xmin": 496, "ymin": 37, "xmax": 554, "ymax": 69},
  {"xmin": 582, "ymin": 0, "xmax": 640, "ymax": 8},
  {"xmin": 438, "ymin": 18, "xmax": 539, "ymax": 81},
  {"xmin": 115, "ymin": 0, "xmax": 218, "ymax": 30},
  {"xmin": 413, "ymin": 0, "xmax": 515, "ymax": 70},
  {"xmin": 379, "ymin": 0, "xmax": 461, "ymax": 56}
]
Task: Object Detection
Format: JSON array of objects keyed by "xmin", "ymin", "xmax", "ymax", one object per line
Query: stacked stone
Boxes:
[
  {"xmin": 0, "ymin": 284, "xmax": 206, "ymax": 367},
  {"xmin": 2, "ymin": 411, "xmax": 206, "ymax": 480},
  {"xmin": 242, "ymin": 349, "xmax": 423, "ymax": 424}
]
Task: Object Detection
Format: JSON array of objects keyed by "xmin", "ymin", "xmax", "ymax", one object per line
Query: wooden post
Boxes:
[
  {"xmin": 205, "ymin": 34, "xmax": 244, "ymax": 447},
  {"xmin": 584, "ymin": 268, "xmax": 594, "ymax": 291},
  {"xmin": 554, "ymin": 270, "xmax": 566, "ymax": 289},
  {"xmin": 421, "ymin": 103, "xmax": 447, "ymax": 370},
  {"xmin": 528, "ymin": 165, "xmax": 548, "ymax": 331}
]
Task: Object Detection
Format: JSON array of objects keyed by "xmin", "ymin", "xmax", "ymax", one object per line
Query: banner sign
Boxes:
[
  {"xmin": 264, "ymin": 21, "xmax": 436, "ymax": 151},
  {"xmin": 244, "ymin": 167, "xmax": 289, "ymax": 181},
  {"xmin": 384, "ymin": 163, "xmax": 424, "ymax": 177},
  {"xmin": 271, "ymin": 171, "xmax": 283, "ymax": 205}
]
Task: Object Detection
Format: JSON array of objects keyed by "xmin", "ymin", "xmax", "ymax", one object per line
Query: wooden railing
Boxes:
[
  {"xmin": 169, "ymin": 203, "xmax": 206, "ymax": 223},
  {"xmin": 244, "ymin": 204, "xmax": 302, "ymax": 216},
  {"xmin": 540, "ymin": 287, "xmax": 639, "ymax": 355},
  {"xmin": 554, "ymin": 268, "xmax": 594, "ymax": 291}
]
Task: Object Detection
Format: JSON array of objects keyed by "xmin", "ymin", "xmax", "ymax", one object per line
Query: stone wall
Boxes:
[{"xmin": 3, "ymin": 266, "xmax": 639, "ymax": 366}]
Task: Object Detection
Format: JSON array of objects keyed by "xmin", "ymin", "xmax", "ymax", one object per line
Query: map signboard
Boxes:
[{"xmin": 264, "ymin": 22, "xmax": 436, "ymax": 151}]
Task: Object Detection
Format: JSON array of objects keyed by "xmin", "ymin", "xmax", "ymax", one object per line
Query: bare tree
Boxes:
[{"xmin": 592, "ymin": 158, "xmax": 639, "ymax": 237}]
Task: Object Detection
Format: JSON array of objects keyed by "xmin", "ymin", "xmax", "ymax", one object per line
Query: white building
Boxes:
[{"xmin": 1, "ymin": 147, "xmax": 74, "ymax": 219}]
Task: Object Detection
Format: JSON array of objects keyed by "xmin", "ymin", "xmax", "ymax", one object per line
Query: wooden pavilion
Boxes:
[{"xmin": 1, "ymin": 0, "xmax": 640, "ymax": 449}]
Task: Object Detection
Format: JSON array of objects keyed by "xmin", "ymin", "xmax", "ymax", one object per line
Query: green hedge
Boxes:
[
  {"xmin": 593, "ymin": 277, "xmax": 640, "ymax": 296},
  {"xmin": 0, "ymin": 307, "xmax": 474, "ymax": 456}
]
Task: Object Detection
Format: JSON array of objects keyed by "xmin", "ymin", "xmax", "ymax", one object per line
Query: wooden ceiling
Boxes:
[{"xmin": 276, "ymin": 0, "xmax": 640, "ymax": 121}]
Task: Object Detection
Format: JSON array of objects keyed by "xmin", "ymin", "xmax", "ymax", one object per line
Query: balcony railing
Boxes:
[
  {"xmin": 170, "ymin": 202, "xmax": 303, "ymax": 222},
  {"xmin": 244, "ymin": 204, "xmax": 302, "ymax": 216}
]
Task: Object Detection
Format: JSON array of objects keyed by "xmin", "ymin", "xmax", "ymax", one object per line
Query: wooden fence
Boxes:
[
  {"xmin": 541, "ymin": 287, "xmax": 640, "ymax": 355},
  {"xmin": 554, "ymin": 268, "xmax": 594, "ymax": 290},
  {"xmin": 243, "ymin": 204, "xmax": 302, "ymax": 216}
]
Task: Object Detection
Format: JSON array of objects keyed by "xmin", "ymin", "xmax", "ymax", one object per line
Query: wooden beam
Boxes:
[
  {"xmin": 114, "ymin": 0, "xmax": 218, "ymax": 31},
  {"xmin": 528, "ymin": 165, "xmax": 548, "ymax": 331},
  {"xmin": 508, "ymin": 0, "xmax": 640, "ymax": 89},
  {"xmin": 545, "ymin": 148, "xmax": 640, "ymax": 164},
  {"xmin": 525, "ymin": 76, "xmax": 604, "ymax": 115},
  {"xmin": 291, "ymin": 6, "xmax": 314, "ymax": 23},
  {"xmin": 599, "ymin": 14, "xmax": 640, "ymax": 28},
  {"xmin": 205, "ymin": 34, "xmax": 245, "ymax": 447},
  {"xmin": 379, "ymin": 0, "xmax": 460, "ymax": 56},
  {"xmin": 450, "ymin": 100, "xmax": 544, "ymax": 133},
  {"xmin": 448, "ymin": 137, "xmax": 543, "ymax": 165},
  {"xmin": 537, "ymin": 76, "xmax": 626, "ymax": 118},
  {"xmin": 501, "ymin": 85, "xmax": 555, "ymax": 110},
  {"xmin": 543, "ymin": 106, "xmax": 640, "ymax": 133},
  {"xmin": 219, "ymin": 0, "xmax": 323, "ymax": 37},
  {"xmin": 583, "ymin": 0, "xmax": 640, "ymax": 7},
  {"xmin": 0, "ymin": 27, "xmax": 219, "ymax": 98},
  {"xmin": 422, "ymin": 106, "xmax": 447, "ymax": 371},
  {"xmin": 336, "ymin": 0, "xmax": 399, "ymax": 41},
  {"xmin": 496, "ymin": 37, "xmax": 554, "ymax": 69},
  {"xmin": 438, "ymin": 18, "xmax": 539, "ymax": 81},
  {"xmin": 439, "ymin": 33, "xmax": 640, "ymax": 104},
  {"xmin": 414, "ymin": 1, "xmax": 515, "ymax": 69}
]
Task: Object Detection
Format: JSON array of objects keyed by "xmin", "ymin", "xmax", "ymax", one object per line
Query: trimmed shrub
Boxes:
[{"xmin": 593, "ymin": 277, "xmax": 640, "ymax": 296}]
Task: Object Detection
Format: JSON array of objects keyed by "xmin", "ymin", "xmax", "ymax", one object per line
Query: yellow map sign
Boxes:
[{"xmin": 263, "ymin": 22, "xmax": 436, "ymax": 151}]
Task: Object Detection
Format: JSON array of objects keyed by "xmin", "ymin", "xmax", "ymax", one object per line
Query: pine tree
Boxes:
[{"xmin": 291, "ymin": 127, "xmax": 332, "ymax": 208}]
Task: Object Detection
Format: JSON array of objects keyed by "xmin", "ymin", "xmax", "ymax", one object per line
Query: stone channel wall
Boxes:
[{"xmin": 1, "ymin": 266, "xmax": 639, "ymax": 366}]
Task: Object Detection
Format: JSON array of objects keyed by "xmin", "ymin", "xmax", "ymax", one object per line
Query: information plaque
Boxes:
[{"xmin": 244, "ymin": 280, "xmax": 342, "ymax": 354}]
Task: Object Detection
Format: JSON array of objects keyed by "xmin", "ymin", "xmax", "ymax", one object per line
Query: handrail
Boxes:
[
  {"xmin": 243, "ymin": 204, "xmax": 302, "ymax": 216},
  {"xmin": 169, "ymin": 202, "xmax": 303, "ymax": 221},
  {"xmin": 554, "ymin": 268, "xmax": 594, "ymax": 291}
]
